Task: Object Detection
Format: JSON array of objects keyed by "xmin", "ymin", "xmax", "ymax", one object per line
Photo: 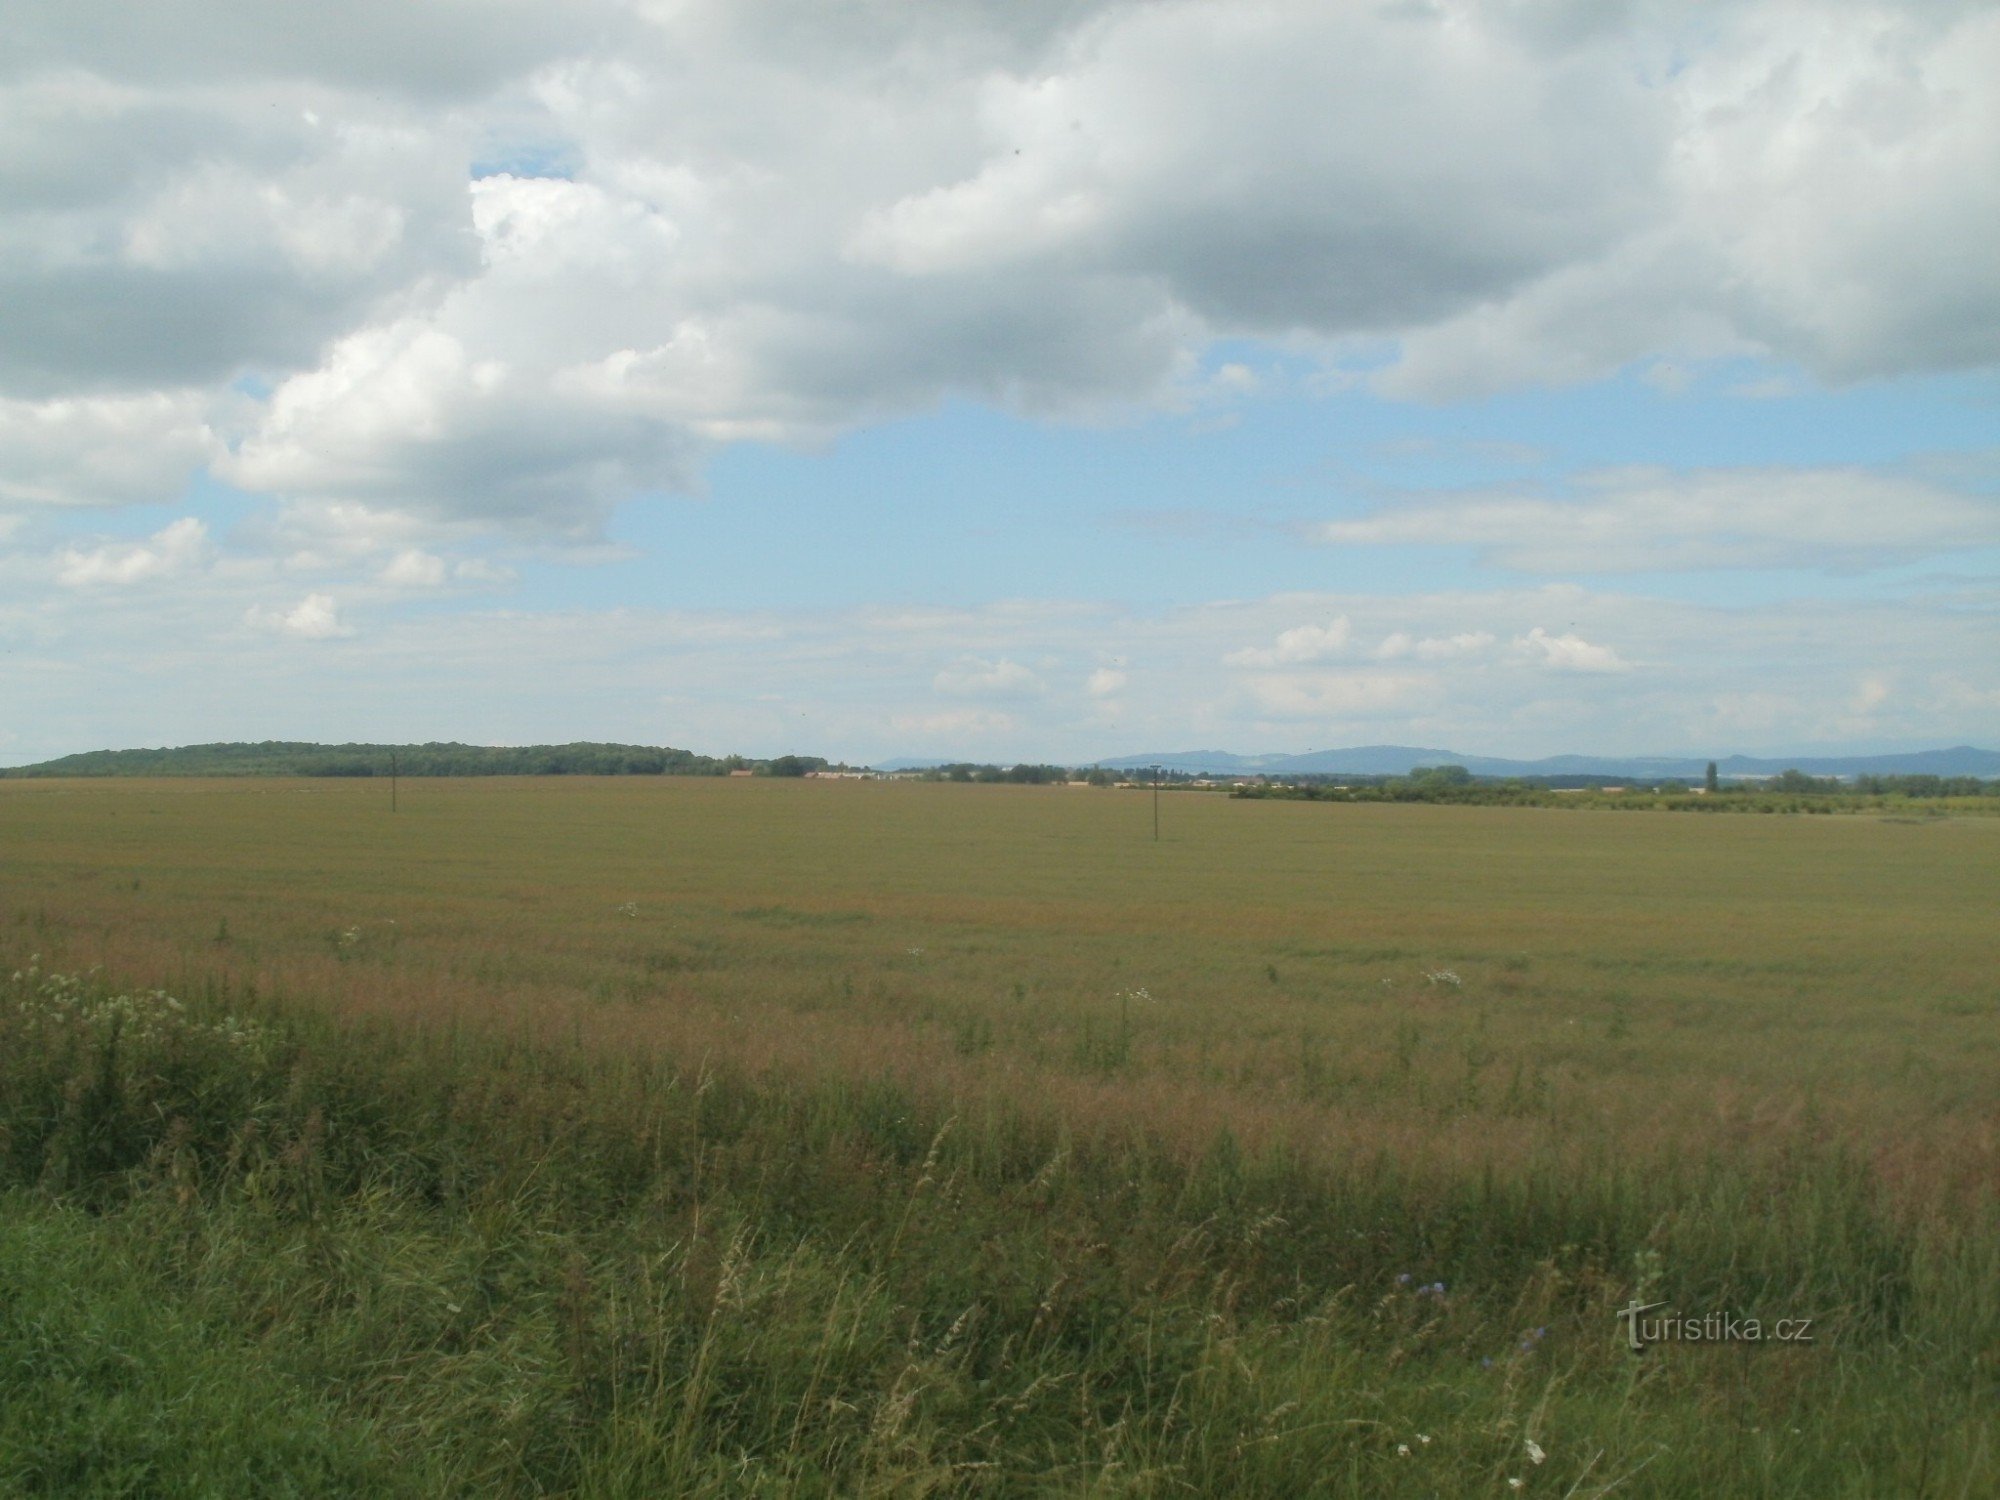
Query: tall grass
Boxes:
[{"xmin": 2, "ymin": 958, "xmax": 1994, "ymax": 1496}]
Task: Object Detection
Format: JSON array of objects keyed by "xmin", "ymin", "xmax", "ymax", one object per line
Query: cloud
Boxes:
[
  {"xmin": 2, "ymin": 0, "xmax": 619, "ymax": 99},
  {"xmin": 377, "ymin": 548, "xmax": 448, "ymax": 587},
  {"xmin": 1316, "ymin": 464, "xmax": 2000, "ymax": 574},
  {"xmin": 376, "ymin": 547, "xmax": 516, "ymax": 587},
  {"xmin": 1383, "ymin": 4, "xmax": 2000, "ymax": 395},
  {"xmin": 451, "ymin": 557, "xmax": 517, "ymax": 585},
  {"xmin": 245, "ymin": 591, "xmax": 353, "ymax": 639},
  {"xmin": 2, "ymin": 2, "xmax": 1996, "ymax": 533},
  {"xmin": 1224, "ymin": 618, "xmax": 1351, "ymax": 667},
  {"xmin": 1242, "ymin": 670, "xmax": 1429, "ymax": 720},
  {"xmin": 55, "ymin": 515, "xmax": 207, "ymax": 586},
  {"xmin": 889, "ymin": 708, "xmax": 1018, "ymax": 741},
  {"xmin": 1514, "ymin": 627, "xmax": 1628, "ymax": 674},
  {"xmin": 218, "ymin": 315, "xmax": 701, "ymax": 532},
  {"xmin": 1377, "ymin": 630, "xmax": 1495, "ymax": 661},
  {"xmin": 0, "ymin": 85, "xmax": 480, "ymax": 398},
  {"xmin": 849, "ymin": 3, "xmax": 1656, "ymax": 333},
  {"xmin": 1850, "ymin": 676, "xmax": 1892, "ymax": 716},
  {"xmin": 1086, "ymin": 667, "xmax": 1127, "ymax": 697},
  {"xmin": 0, "ymin": 390, "xmax": 216, "ymax": 507},
  {"xmin": 933, "ymin": 656, "xmax": 1043, "ymax": 699}
]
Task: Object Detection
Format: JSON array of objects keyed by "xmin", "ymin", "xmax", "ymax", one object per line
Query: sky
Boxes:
[{"xmin": 2, "ymin": 0, "xmax": 1996, "ymax": 767}]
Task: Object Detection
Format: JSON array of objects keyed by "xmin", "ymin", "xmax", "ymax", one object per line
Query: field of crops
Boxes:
[{"xmin": 3, "ymin": 776, "xmax": 1996, "ymax": 1494}]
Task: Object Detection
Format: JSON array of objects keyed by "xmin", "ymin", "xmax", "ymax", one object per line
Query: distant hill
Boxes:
[
  {"xmin": 1093, "ymin": 744, "xmax": 2000, "ymax": 780},
  {"xmin": 0, "ymin": 740, "xmax": 745, "ymax": 778}
]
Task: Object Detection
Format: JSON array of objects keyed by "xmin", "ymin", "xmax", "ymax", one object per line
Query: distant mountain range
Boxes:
[{"xmin": 1087, "ymin": 744, "xmax": 2000, "ymax": 780}]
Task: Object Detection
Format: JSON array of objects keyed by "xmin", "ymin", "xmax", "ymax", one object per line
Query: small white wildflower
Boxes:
[
  {"xmin": 1396, "ymin": 1444, "xmax": 1411, "ymax": 1457},
  {"xmin": 616, "ymin": 902, "xmax": 638, "ymax": 917},
  {"xmin": 907, "ymin": 946, "xmax": 924, "ymax": 956},
  {"xmin": 1525, "ymin": 1438, "xmax": 1546, "ymax": 1465},
  {"xmin": 1508, "ymin": 1480, "xmax": 1524, "ymax": 1492},
  {"xmin": 1417, "ymin": 1433, "xmax": 1431, "ymax": 1445}
]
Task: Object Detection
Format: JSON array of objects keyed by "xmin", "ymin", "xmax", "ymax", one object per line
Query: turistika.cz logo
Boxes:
[{"xmin": 1615, "ymin": 1301, "xmax": 1816, "ymax": 1353}]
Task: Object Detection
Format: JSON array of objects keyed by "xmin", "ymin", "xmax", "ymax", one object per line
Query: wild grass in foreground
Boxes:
[{"xmin": 2, "ymin": 959, "xmax": 1994, "ymax": 1497}]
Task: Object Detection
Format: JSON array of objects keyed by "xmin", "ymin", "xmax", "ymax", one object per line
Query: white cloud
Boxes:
[
  {"xmin": 0, "ymin": 84, "xmax": 479, "ymax": 397},
  {"xmin": 218, "ymin": 316, "xmax": 701, "ymax": 532},
  {"xmin": 1242, "ymin": 671, "xmax": 1430, "ymax": 720},
  {"xmin": 1384, "ymin": 4, "xmax": 2000, "ymax": 395},
  {"xmin": 2, "ymin": 2, "xmax": 1995, "ymax": 534},
  {"xmin": 245, "ymin": 591, "xmax": 353, "ymax": 639},
  {"xmin": 1514, "ymin": 627, "xmax": 1628, "ymax": 674},
  {"xmin": 1086, "ymin": 667, "xmax": 1127, "ymax": 697},
  {"xmin": 933, "ymin": 656, "xmax": 1043, "ymax": 699},
  {"xmin": 1377, "ymin": 630, "xmax": 1495, "ymax": 661},
  {"xmin": 452, "ymin": 557, "xmax": 517, "ymax": 584},
  {"xmin": 0, "ymin": 391, "xmax": 216, "ymax": 507},
  {"xmin": 377, "ymin": 548, "xmax": 448, "ymax": 587},
  {"xmin": 374, "ymin": 546, "xmax": 515, "ymax": 587},
  {"xmin": 55, "ymin": 515, "xmax": 207, "ymax": 586},
  {"xmin": 1224, "ymin": 618, "xmax": 1351, "ymax": 667},
  {"xmin": 1317, "ymin": 465, "xmax": 2000, "ymax": 574},
  {"xmin": 889, "ymin": 708, "xmax": 1018, "ymax": 741}
]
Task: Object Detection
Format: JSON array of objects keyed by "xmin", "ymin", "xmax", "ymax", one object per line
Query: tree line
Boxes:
[
  {"xmin": 1232, "ymin": 763, "xmax": 2000, "ymax": 810},
  {"xmin": 2, "ymin": 741, "xmax": 800, "ymax": 779}
]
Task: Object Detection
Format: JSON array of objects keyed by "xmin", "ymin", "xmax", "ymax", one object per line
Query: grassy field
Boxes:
[{"xmin": 2, "ymin": 776, "xmax": 1996, "ymax": 1495}]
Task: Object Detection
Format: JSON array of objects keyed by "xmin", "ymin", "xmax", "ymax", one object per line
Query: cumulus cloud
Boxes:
[
  {"xmin": 377, "ymin": 548, "xmax": 448, "ymax": 587},
  {"xmin": 0, "ymin": 391, "xmax": 216, "ymax": 507},
  {"xmin": 1086, "ymin": 667, "xmax": 1127, "ymax": 697},
  {"xmin": 218, "ymin": 314, "xmax": 701, "ymax": 532},
  {"xmin": 1317, "ymin": 465, "xmax": 2000, "ymax": 574},
  {"xmin": 1514, "ymin": 627, "xmax": 1628, "ymax": 673},
  {"xmin": 2, "ymin": 1, "xmax": 1996, "ymax": 532},
  {"xmin": 56, "ymin": 516, "xmax": 207, "ymax": 586},
  {"xmin": 0, "ymin": 90, "xmax": 480, "ymax": 398},
  {"xmin": 1224, "ymin": 618, "xmax": 1351, "ymax": 667},
  {"xmin": 1377, "ymin": 630, "xmax": 1496, "ymax": 661},
  {"xmin": 245, "ymin": 591, "xmax": 353, "ymax": 639}
]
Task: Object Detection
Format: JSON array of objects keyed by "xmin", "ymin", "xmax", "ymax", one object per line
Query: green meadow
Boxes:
[{"xmin": 2, "ymin": 776, "xmax": 1996, "ymax": 1495}]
